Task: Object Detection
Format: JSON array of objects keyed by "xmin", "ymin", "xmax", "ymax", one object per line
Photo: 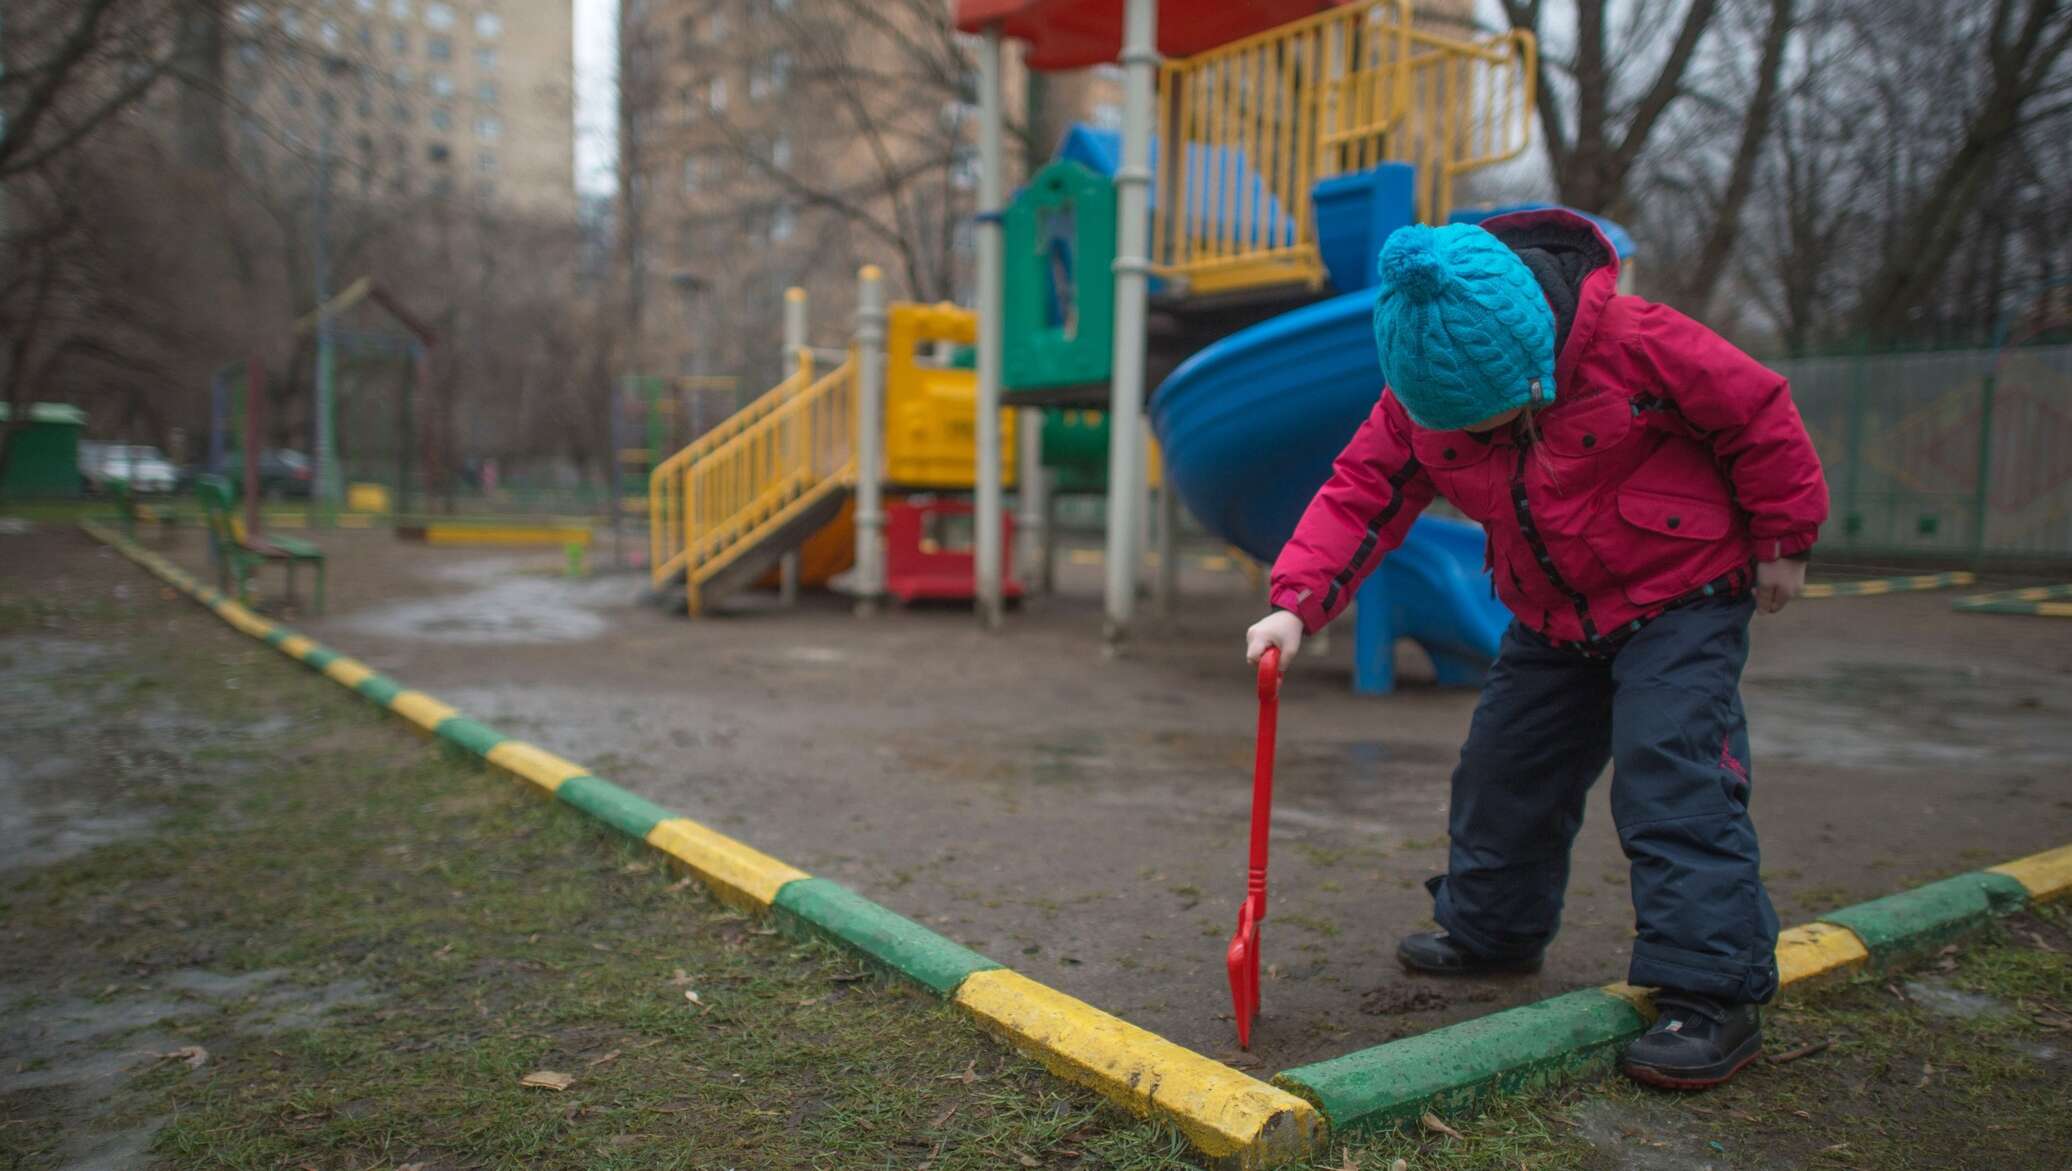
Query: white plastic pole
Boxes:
[
  {"xmin": 1103, "ymin": 0, "xmax": 1157, "ymax": 646},
  {"xmin": 854, "ymin": 265, "xmax": 887, "ymax": 615},
  {"xmin": 1017, "ymin": 408, "xmax": 1047, "ymax": 592},
  {"xmin": 779, "ymin": 286, "xmax": 807, "ymax": 606},
  {"xmin": 1155, "ymin": 450, "xmax": 1179, "ymax": 616},
  {"xmin": 974, "ymin": 25, "xmax": 1007, "ymax": 629}
]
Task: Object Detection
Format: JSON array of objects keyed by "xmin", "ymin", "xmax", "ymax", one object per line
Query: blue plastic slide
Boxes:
[{"xmin": 1150, "ymin": 288, "xmax": 1512, "ymax": 694}]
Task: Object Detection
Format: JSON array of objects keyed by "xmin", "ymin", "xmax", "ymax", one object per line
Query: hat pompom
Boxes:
[{"xmin": 1378, "ymin": 226, "xmax": 1446, "ymax": 302}]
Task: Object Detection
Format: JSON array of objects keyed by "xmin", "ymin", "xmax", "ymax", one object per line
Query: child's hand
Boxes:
[
  {"xmin": 1756, "ymin": 558, "xmax": 1807, "ymax": 614},
  {"xmin": 1245, "ymin": 610, "xmax": 1304, "ymax": 666}
]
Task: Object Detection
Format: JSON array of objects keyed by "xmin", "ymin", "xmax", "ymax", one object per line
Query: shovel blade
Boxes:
[{"xmin": 1226, "ymin": 909, "xmax": 1260, "ymax": 1048}]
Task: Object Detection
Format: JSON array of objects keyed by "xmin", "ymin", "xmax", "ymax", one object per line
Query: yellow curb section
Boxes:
[
  {"xmin": 215, "ymin": 603, "xmax": 275, "ymax": 639},
  {"xmin": 389, "ymin": 690, "xmax": 460, "ymax": 731},
  {"xmin": 323, "ymin": 657, "xmax": 375, "ymax": 688},
  {"xmin": 421, "ymin": 524, "xmax": 593, "ymax": 547},
  {"xmin": 2041, "ymin": 602, "xmax": 2072, "ymax": 617},
  {"xmin": 1599, "ymin": 982, "xmax": 1658, "ymax": 1023},
  {"xmin": 484, "ymin": 741, "xmax": 589, "ymax": 794},
  {"xmin": 644, "ymin": 818, "xmax": 810, "ymax": 912},
  {"xmin": 953, "ymin": 969, "xmax": 1324, "ymax": 1167},
  {"xmin": 1775, "ymin": 921, "xmax": 1871, "ymax": 987},
  {"xmin": 277, "ymin": 634, "xmax": 317, "ymax": 659},
  {"xmin": 1989, "ymin": 843, "xmax": 2072, "ymax": 903}
]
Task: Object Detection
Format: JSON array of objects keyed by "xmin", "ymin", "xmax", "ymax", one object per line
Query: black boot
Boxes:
[
  {"xmin": 1395, "ymin": 931, "xmax": 1543, "ymax": 976},
  {"xmin": 1622, "ymin": 990, "xmax": 1763, "ymax": 1089}
]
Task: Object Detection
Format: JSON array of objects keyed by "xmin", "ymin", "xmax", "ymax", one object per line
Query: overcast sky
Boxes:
[{"xmin": 574, "ymin": 0, "xmax": 617, "ymax": 197}]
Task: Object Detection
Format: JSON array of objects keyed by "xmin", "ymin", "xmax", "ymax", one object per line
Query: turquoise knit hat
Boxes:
[{"xmin": 1372, "ymin": 223, "xmax": 1556, "ymax": 431}]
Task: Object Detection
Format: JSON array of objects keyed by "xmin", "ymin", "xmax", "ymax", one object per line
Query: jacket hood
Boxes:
[{"xmin": 1479, "ymin": 208, "xmax": 1621, "ymax": 393}]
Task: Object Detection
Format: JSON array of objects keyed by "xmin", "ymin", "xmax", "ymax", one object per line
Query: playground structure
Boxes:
[{"xmin": 641, "ymin": 0, "xmax": 1565, "ymax": 690}]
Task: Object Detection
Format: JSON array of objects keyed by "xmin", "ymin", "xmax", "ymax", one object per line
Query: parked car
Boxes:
[
  {"xmin": 181, "ymin": 449, "xmax": 315, "ymax": 499},
  {"xmin": 80, "ymin": 443, "xmax": 179, "ymax": 494}
]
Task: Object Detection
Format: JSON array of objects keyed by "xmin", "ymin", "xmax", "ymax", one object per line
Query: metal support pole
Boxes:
[
  {"xmin": 243, "ymin": 355, "xmax": 264, "ymax": 540},
  {"xmin": 854, "ymin": 265, "xmax": 888, "ymax": 615},
  {"xmin": 1103, "ymin": 0, "xmax": 1157, "ymax": 647},
  {"xmin": 208, "ymin": 368, "xmax": 228, "ymax": 473},
  {"xmin": 313, "ymin": 116, "xmax": 339, "ymax": 525},
  {"xmin": 778, "ymin": 286, "xmax": 807, "ymax": 604},
  {"xmin": 1017, "ymin": 408, "xmax": 1047, "ymax": 593},
  {"xmin": 974, "ymin": 24, "xmax": 1008, "ymax": 629},
  {"xmin": 1155, "ymin": 453, "xmax": 1179, "ymax": 616}
]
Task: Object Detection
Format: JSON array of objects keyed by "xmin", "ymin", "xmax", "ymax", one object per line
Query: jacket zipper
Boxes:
[{"xmin": 1509, "ymin": 433, "xmax": 1599, "ymax": 641}]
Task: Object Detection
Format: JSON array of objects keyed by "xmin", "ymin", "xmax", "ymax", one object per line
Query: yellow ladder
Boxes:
[
  {"xmin": 1150, "ymin": 0, "xmax": 1536, "ymax": 296},
  {"xmin": 648, "ymin": 353, "xmax": 858, "ymax": 613}
]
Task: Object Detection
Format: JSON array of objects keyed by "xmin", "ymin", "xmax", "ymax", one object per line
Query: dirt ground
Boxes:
[{"xmin": 77, "ymin": 522, "xmax": 2072, "ymax": 1072}]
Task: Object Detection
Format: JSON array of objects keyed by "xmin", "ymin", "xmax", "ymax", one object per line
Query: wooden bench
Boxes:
[{"xmin": 197, "ymin": 474, "xmax": 326, "ymax": 613}]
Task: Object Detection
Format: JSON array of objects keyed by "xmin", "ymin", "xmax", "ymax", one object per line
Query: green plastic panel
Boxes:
[{"xmin": 1003, "ymin": 161, "xmax": 1116, "ymax": 395}]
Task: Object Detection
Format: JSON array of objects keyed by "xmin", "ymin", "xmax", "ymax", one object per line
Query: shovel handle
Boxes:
[{"xmin": 1247, "ymin": 647, "xmax": 1281, "ymax": 917}]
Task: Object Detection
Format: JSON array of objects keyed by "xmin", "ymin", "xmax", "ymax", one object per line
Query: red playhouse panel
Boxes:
[
  {"xmin": 884, "ymin": 498, "xmax": 1024, "ymax": 604},
  {"xmin": 953, "ymin": 0, "xmax": 1346, "ymax": 70}
]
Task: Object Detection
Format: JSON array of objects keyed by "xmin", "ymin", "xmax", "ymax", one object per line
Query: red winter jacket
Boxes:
[{"xmin": 1269, "ymin": 209, "xmax": 1827, "ymax": 646}]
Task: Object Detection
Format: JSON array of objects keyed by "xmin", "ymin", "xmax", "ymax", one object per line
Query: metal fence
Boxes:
[{"xmin": 1780, "ymin": 344, "xmax": 2072, "ymax": 563}]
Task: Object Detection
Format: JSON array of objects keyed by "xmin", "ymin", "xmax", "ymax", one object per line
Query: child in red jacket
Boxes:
[{"xmin": 1245, "ymin": 210, "xmax": 1827, "ymax": 1088}]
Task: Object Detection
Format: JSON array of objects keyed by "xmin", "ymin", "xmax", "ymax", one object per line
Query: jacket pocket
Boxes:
[
  {"xmin": 1616, "ymin": 488, "xmax": 1732, "ymax": 542},
  {"xmin": 1537, "ymin": 392, "xmax": 1636, "ymax": 459},
  {"xmin": 1584, "ymin": 487, "xmax": 1738, "ymax": 607},
  {"xmin": 1410, "ymin": 430, "xmax": 1502, "ymax": 520}
]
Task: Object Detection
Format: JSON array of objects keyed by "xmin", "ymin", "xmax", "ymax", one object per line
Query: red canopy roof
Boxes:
[{"xmin": 954, "ymin": 0, "xmax": 1345, "ymax": 71}]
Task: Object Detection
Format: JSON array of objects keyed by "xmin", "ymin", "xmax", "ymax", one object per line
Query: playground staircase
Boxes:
[
  {"xmin": 1148, "ymin": 0, "xmax": 1535, "ymax": 297},
  {"xmin": 648, "ymin": 354, "xmax": 857, "ymax": 615}
]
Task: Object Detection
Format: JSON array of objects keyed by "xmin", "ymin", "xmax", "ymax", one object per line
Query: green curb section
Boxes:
[
  {"xmin": 554, "ymin": 773, "xmax": 670, "ymax": 840},
  {"xmin": 773, "ymin": 877, "xmax": 1002, "ymax": 996},
  {"xmin": 300, "ymin": 645, "xmax": 340, "ymax": 669},
  {"xmin": 1274, "ymin": 989, "xmax": 1644, "ymax": 1128},
  {"xmin": 354, "ymin": 673, "xmax": 406, "ymax": 706},
  {"xmin": 1822, "ymin": 870, "xmax": 2031, "ymax": 959},
  {"xmin": 434, "ymin": 716, "xmax": 509, "ymax": 758}
]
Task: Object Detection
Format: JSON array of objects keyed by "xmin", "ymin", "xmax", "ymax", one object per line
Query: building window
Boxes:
[
  {"xmin": 769, "ymin": 203, "xmax": 797, "ymax": 243},
  {"xmin": 356, "ymin": 91, "xmax": 374, "ymax": 117},
  {"xmin": 394, "ymin": 65, "xmax": 414, "ymax": 88},
  {"xmin": 751, "ymin": 51, "xmax": 790, "ymax": 100},
  {"xmin": 770, "ymin": 135, "xmax": 791, "ymax": 169},
  {"xmin": 392, "ymin": 28, "xmax": 409, "ymax": 54},
  {"xmin": 708, "ymin": 76, "xmax": 727, "ymax": 111},
  {"xmin": 392, "ymin": 100, "xmax": 412, "ymax": 123},
  {"xmin": 475, "ymin": 115, "xmax": 501, "ymax": 140},
  {"xmin": 477, "ymin": 150, "xmax": 497, "ymax": 174},
  {"xmin": 425, "ymin": 2, "xmax": 455, "ymax": 30},
  {"xmin": 321, "ymin": 20, "xmax": 341, "ymax": 48},
  {"xmin": 238, "ymin": 42, "xmax": 262, "ymax": 66},
  {"xmin": 475, "ymin": 12, "xmax": 503, "ymax": 39},
  {"xmin": 319, "ymin": 90, "xmax": 340, "ymax": 118},
  {"xmin": 951, "ymin": 144, "xmax": 979, "ymax": 190},
  {"xmin": 358, "ymin": 24, "xmax": 375, "ymax": 50},
  {"xmin": 474, "ymin": 46, "xmax": 498, "ymax": 71},
  {"xmin": 390, "ymin": 0, "xmax": 413, "ymax": 19},
  {"xmin": 709, "ymin": 10, "xmax": 728, "ymax": 40},
  {"xmin": 432, "ymin": 174, "xmax": 453, "ymax": 197},
  {"xmin": 430, "ymin": 105, "xmax": 453, "ymax": 130},
  {"xmin": 356, "ymin": 0, "xmax": 377, "ymax": 12},
  {"xmin": 281, "ymin": 11, "xmax": 301, "ymax": 36},
  {"xmin": 233, "ymin": 2, "xmax": 261, "ymax": 24},
  {"xmin": 476, "ymin": 80, "xmax": 498, "ymax": 105},
  {"xmin": 285, "ymin": 85, "xmax": 305, "ymax": 108},
  {"xmin": 429, "ymin": 72, "xmax": 454, "ymax": 98},
  {"xmin": 678, "ymin": 85, "xmax": 699, "ymax": 122},
  {"xmin": 428, "ymin": 35, "xmax": 451, "ymax": 61},
  {"xmin": 682, "ymin": 156, "xmax": 699, "ymax": 192},
  {"xmin": 428, "ymin": 141, "xmax": 451, "ymax": 163}
]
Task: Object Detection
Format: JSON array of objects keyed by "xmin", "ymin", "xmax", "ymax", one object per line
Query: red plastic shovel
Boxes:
[{"xmin": 1227, "ymin": 645, "xmax": 1282, "ymax": 1050}]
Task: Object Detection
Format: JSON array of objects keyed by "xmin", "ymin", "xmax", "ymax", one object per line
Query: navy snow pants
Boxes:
[{"xmin": 1428, "ymin": 594, "xmax": 1780, "ymax": 1004}]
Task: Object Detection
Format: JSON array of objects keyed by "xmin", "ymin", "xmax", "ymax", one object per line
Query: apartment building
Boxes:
[{"xmin": 224, "ymin": 0, "xmax": 576, "ymax": 218}]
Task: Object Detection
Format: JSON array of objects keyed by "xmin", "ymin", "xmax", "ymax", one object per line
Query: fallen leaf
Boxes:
[
  {"xmin": 1391, "ymin": 1159, "xmax": 1409, "ymax": 1171},
  {"xmin": 585, "ymin": 1050, "xmax": 621, "ymax": 1068},
  {"xmin": 797, "ymin": 997, "xmax": 821, "ymax": 1007},
  {"xmin": 1793, "ymin": 1109, "xmax": 1813, "ymax": 1120},
  {"xmin": 160, "ymin": 1045, "xmax": 208, "ymax": 1069},
  {"xmin": 1018, "ymin": 1155, "xmax": 1039, "ymax": 1168},
  {"xmin": 432, "ymin": 943, "xmax": 454, "ymax": 958},
  {"xmin": 664, "ymin": 877, "xmax": 694, "ymax": 892},
  {"xmin": 1422, "ymin": 1111, "xmax": 1465, "ymax": 1140},
  {"xmin": 1915, "ymin": 1060, "xmax": 1933, "ymax": 1088},
  {"xmin": 961, "ymin": 1059, "xmax": 980, "ymax": 1084},
  {"xmin": 622, "ymin": 861, "xmax": 652, "ymax": 874},
  {"xmin": 1267, "ymin": 963, "xmax": 1283, "ymax": 980},
  {"xmin": 929, "ymin": 1105, "xmax": 958, "ymax": 1129},
  {"xmin": 684, "ymin": 989, "xmax": 703, "ymax": 1006},
  {"xmin": 520, "ymin": 1070, "xmax": 574, "ymax": 1091}
]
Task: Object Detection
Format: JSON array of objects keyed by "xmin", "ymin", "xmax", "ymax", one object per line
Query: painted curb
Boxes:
[
  {"xmin": 1275, "ymin": 848, "xmax": 2069, "ymax": 1135},
  {"xmin": 81, "ymin": 521, "xmax": 1319, "ymax": 1167},
  {"xmin": 1802, "ymin": 571, "xmax": 1975, "ymax": 599},
  {"xmin": 1952, "ymin": 583, "xmax": 2072, "ymax": 617}
]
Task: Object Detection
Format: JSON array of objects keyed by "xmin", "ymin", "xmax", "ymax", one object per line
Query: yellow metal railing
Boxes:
[
  {"xmin": 1150, "ymin": 0, "xmax": 1535, "ymax": 296},
  {"xmin": 677, "ymin": 355, "xmax": 857, "ymax": 608},
  {"xmin": 649, "ymin": 360, "xmax": 813, "ymax": 587}
]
